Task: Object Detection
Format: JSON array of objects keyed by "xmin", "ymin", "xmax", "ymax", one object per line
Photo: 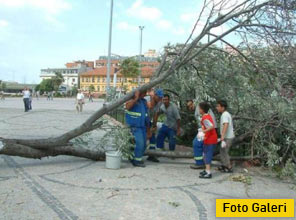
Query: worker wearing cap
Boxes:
[
  {"xmin": 125, "ymin": 90, "xmax": 151, "ymax": 167},
  {"xmin": 145, "ymin": 88, "xmax": 164, "ymax": 162}
]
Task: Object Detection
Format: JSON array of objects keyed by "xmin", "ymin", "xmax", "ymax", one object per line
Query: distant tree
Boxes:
[
  {"xmin": 71, "ymin": 86, "xmax": 78, "ymax": 96},
  {"xmin": 35, "ymin": 84, "xmax": 40, "ymax": 92},
  {"xmin": 39, "ymin": 79, "xmax": 54, "ymax": 93},
  {"xmin": 89, "ymin": 85, "xmax": 95, "ymax": 92},
  {"xmin": 52, "ymin": 72, "xmax": 64, "ymax": 91},
  {"xmin": 0, "ymin": 81, "xmax": 6, "ymax": 91},
  {"xmin": 119, "ymin": 58, "xmax": 140, "ymax": 78}
]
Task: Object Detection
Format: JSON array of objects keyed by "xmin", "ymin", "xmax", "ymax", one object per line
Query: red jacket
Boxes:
[{"xmin": 201, "ymin": 114, "xmax": 218, "ymax": 145}]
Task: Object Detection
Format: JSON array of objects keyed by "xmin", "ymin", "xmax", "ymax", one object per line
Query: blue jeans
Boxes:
[
  {"xmin": 131, "ymin": 127, "xmax": 147, "ymax": 162},
  {"xmin": 156, "ymin": 124, "xmax": 176, "ymax": 151},
  {"xmin": 193, "ymin": 137, "xmax": 204, "ymax": 165},
  {"xmin": 203, "ymin": 144, "xmax": 216, "ymax": 165},
  {"xmin": 149, "ymin": 133, "xmax": 157, "ymax": 150},
  {"xmin": 23, "ymin": 98, "xmax": 29, "ymax": 112}
]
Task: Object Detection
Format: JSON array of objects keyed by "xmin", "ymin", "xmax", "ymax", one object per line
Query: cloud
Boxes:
[
  {"xmin": 156, "ymin": 19, "xmax": 172, "ymax": 30},
  {"xmin": 127, "ymin": 0, "xmax": 162, "ymax": 21},
  {"xmin": 0, "ymin": 19, "xmax": 9, "ymax": 28},
  {"xmin": 0, "ymin": 0, "xmax": 71, "ymax": 14},
  {"xmin": 180, "ymin": 12, "xmax": 198, "ymax": 23},
  {"xmin": 0, "ymin": 0, "xmax": 71, "ymax": 28},
  {"xmin": 116, "ymin": 21, "xmax": 138, "ymax": 32},
  {"xmin": 172, "ymin": 27, "xmax": 186, "ymax": 36}
]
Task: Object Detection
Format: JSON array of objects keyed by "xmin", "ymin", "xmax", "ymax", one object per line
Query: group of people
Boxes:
[
  {"xmin": 22, "ymin": 88, "xmax": 33, "ymax": 112},
  {"xmin": 125, "ymin": 88, "xmax": 235, "ymax": 179}
]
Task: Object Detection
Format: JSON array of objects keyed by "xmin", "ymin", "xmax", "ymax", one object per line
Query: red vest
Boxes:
[{"xmin": 201, "ymin": 114, "xmax": 218, "ymax": 145}]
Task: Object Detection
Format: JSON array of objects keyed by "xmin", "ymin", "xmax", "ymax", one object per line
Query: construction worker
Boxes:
[
  {"xmin": 187, "ymin": 100, "xmax": 217, "ymax": 169},
  {"xmin": 145, "ymin": 88, "xmax": 164, "ymax": 162},
  {"xmin": 125, "ymin": 90, "xmax": 151, "ymax": 167},
  {"xmin": 153, "ymin": 94, "xmax": 181, "ymax": 151}
]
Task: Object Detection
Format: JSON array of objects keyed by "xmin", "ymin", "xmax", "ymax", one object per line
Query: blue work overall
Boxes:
[
  {"xmin": 125, "ymin": 98, "xmax": 149, "ymax": 163},
  {"xmin": 193, "ymin": 137, "xmax": 204, "ymax": 165}
]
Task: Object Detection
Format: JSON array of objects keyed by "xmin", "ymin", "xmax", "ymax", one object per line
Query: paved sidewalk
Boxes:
[{"xmin": 0, "ymin": 98, "xmax": 295, "ymax": 220}]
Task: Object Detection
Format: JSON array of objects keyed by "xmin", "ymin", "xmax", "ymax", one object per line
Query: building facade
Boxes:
[
  {"xmin": 79, "ymin": 56, "xmax": 158, "ymax": 94},
  {"xmin": 80, "ymin": 66, "xmax": 155, "ymax": 94},
  {"xmin": 40, "ymin": 61, "xmax": 93, "ymax": 89}
]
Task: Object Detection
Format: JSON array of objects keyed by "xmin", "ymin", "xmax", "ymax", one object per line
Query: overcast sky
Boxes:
[{"xmin": 0, "ymin": 0, "xmax": 240, "ymax": 84}]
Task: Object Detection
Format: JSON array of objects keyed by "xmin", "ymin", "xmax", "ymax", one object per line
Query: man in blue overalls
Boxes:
[{"xmin": 125, "ymin": 90, "xmax": 151, "ymax": 167}]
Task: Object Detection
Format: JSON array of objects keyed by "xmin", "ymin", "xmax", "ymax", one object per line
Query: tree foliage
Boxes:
[
  {"xmin": 119, "ymin": 58, "xmax": 140, "ymax": 78},
  {"xmin": 51, "ymin": 72, "xmax": 64, "ymax": 91},
  {"xmin": 160, "ymin": 43, "xmax": 296, "ymax": 178},
  {"xmin": 37, "ymin": 72, "xmax": 64, "ymax": 93},
  {"xmin": 39, "ymin": 79, "xmax": 54, "ymax": 93},
  {"xmin": 89, "ymin": 85, "xmax": 95, "ymax": 92}
]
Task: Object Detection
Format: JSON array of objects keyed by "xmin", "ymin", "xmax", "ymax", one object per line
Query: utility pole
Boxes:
[
  {"xmin": 138, "ymin": 26, "xmax": 144, "ymax": 86},
  {"xmin": 106, "ymin": 0, "xmax": 114, "ymax": 99}
]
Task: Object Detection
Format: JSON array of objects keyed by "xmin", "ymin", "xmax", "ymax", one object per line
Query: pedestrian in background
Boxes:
[
  {"xmin": 22, "ymin": 88, "xmax": 30, "ymax": 112},
  {"xmin": 36, "ymin": 91, "xmax": 40, "ymax": 100},
  {"xmin": 76, "ymin": 89, "xmax": 85, "ymax": 113},
  {"xmin": 28, "ymin": 91, "xmax": 32, "ymax": 110},
  {"xmin": 88, "ymin": 91, "xmax": 93, "ymax": 102}
]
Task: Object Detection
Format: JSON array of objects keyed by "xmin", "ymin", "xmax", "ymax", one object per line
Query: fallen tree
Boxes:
[{"xmin": 0, "ymin": 0, "xmax": 295, "ymax": 161}]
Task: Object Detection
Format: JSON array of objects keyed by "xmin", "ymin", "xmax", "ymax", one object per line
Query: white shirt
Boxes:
[
  {"xmin": 220, "ymin": 111, "xmax": 235, "ymax": 139},
  {"xmin": 77, "ymin": 93, "xmax": 84, "ymax": 100},
  {"xmin": 23, "ymin": 90, "xmax": 30, "ymax": 98}
]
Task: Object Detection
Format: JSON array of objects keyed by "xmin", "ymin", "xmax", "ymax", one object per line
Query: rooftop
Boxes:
[{"xmin": 80, "ymin": 66, "xmax": 155, "ymax": 78}]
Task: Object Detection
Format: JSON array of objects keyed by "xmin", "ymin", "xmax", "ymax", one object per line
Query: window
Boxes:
[
  {"xmin": 72, "ymin": 78, "xmax": 75, "ymax": 82},
  {"xmin": 82, "ymin": 77, "xmax": 84, "ymax": 83},
  {"xmin": 97, "ymin": 86, "xmax": 100, "ymax": 91},
  {"xmin": 102, "ymin": 77, "xmax": 105, "ymax": 82},
  {"xmin": 97, "ymin": 77, "xmax": 100, "ymax": 82},
  {"xmin": 92, "ymin": 76, "xmax": 95, "ymax": 83}
]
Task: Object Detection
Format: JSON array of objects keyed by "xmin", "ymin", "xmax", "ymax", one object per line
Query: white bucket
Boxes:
[{"xmin": 105, "ymin": 151, "xmax": 121, "ymax": 169}]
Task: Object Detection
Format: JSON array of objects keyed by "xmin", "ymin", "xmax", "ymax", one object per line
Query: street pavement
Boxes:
[{"xmin": 0, "ymin": 98, "xmax": 295, "ymax": 220}]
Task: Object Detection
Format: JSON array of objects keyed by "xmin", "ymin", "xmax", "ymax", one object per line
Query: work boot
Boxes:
[
  {"xmin": 130, "ymin": 160, "xmax": 146, "ymax": 168},
  {"xmin": 147, "ymin": 156, "xmax": 159, "ymax": 163},
  {"xmin": 190, "ymin": 164, "xmax": 205, "ymax": 170}
]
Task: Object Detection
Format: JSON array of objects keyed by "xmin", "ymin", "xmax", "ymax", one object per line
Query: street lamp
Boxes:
[
  {"xmin": 138, "ymin": 26, "xmax": 144, "ymax": 86},
  {"xmin": 106, "ymin": 0, "xmax": 114, "ymax": 99}
]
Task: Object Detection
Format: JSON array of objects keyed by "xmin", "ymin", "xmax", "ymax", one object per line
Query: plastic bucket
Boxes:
[{"xmin": 105, "ymin": 151, "xmax": 121, "ymax": 169}]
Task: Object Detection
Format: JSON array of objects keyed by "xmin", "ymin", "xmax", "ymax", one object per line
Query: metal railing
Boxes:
[{"xmin": 107, "ymin": 108, "xmax": 125, "ymax": 124}]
